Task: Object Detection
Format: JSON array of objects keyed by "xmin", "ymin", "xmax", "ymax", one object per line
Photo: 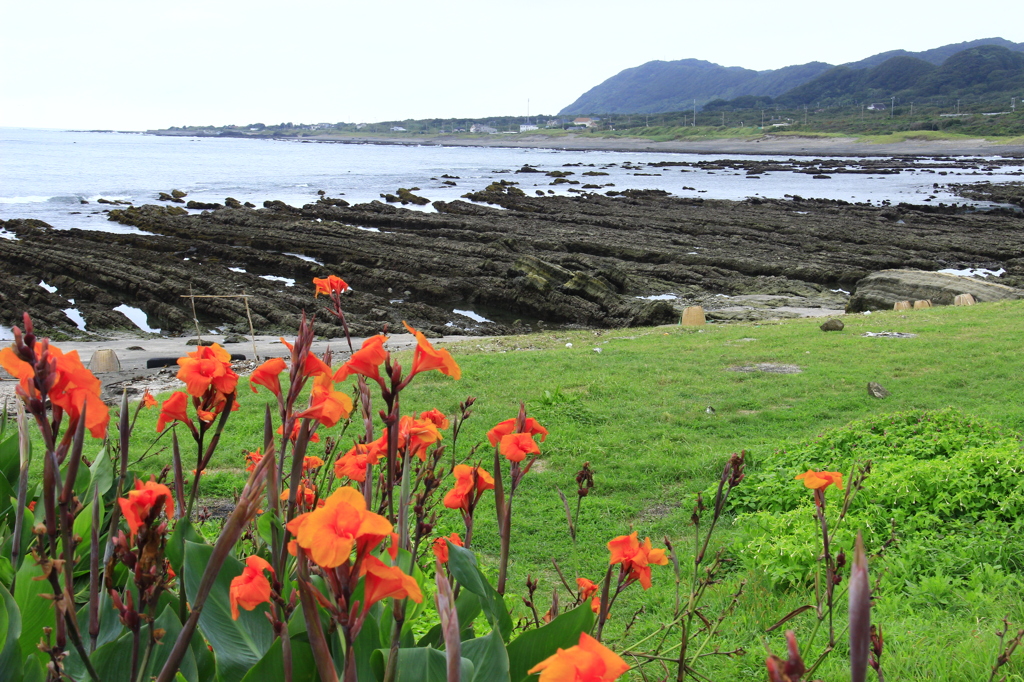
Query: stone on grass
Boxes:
[
  {"xmin": 820, "ymin": 319, "xmax": 845, "ymax": 332},
  {"xmin": 867, "ymin": 382, "xmax": 890, "ymax": 399},
  {"xmin": 681, "ymin": 306, "xmax": 706, "ymax": 326}
]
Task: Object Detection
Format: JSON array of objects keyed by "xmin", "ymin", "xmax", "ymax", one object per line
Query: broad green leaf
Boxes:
[
  {"xmin": 0, "ymin": 584, "xmax": 22, "ymax": 682},
  {"xmin": 506, "ymin": 604, "xmax": 594, "ymax": 682},
  {"xmin": 417, "ymin": 590, "xmax": 482, "ymax": 647},
  {"xmin": 0, "ymin": 582, "xmax": 7, "ymax": 651},
  {"xmin": 84, "ymin": 447, "xmax": 114, "ymax": 503},
  {"xmin": 461, "ymin": 628, "xmax": 510, "ymax": 682},
  {"xmin": 0, "ymin": 433, "xmax": 18, "ymax": 486},
  {"xmin": 256, "ymin": 510, "xmax": 283, "ymax": 547},
  {"xmin": 370, "ymin": 646, "xmax": 474, "ymax": 682},
  {"xmin": 72, "ymin": 502, "xmax": 104, "ymax": 553},
  {"xmin": 0, "ymin": 555, "xmax": 13, "ymax": 588},
  {"xmin": 239, "ymin": 633, "xmax": 317, "ymax": 682},
  {"xmin": 23, "ymin": 652, "xmax": 45, "ymax": 682},
  {"xmin": 87, "ymin": 633, "xmax": 134, "ymax": 682},
  {"xmin": 0, "ymin": 475, "xmax": 13, "ymax": 523},
  {"xmin": 184, "ymin": 541, "xmax": 274, "ymax": 682},
  {"xmin": 355, "ymin": 610, "xmax": 380, "ymax": 682},
  {"xmin": 166, "ymin": 518, "xmax": 204, "ymax": 575},
  {"xmin": 14, "ymin": 556, "xmax": 54, "ymax": 671},
  {"xmin": 150, "ymin": 604, "xmax": 199, "ymax": 682},
  {"xmin": 446, "ymin": 544, "xmax": 514, "ymax": 641}
]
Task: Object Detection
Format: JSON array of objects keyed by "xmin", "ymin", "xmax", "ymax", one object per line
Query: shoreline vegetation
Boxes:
[{"xmin": 143, "ymin": 127, "xmax": 1024, "ymax": 157}]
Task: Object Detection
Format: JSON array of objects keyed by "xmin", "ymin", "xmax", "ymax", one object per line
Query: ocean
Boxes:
[{"xmin": 3, "ymin": 127, "xmax": 1023, "ymax": 237}]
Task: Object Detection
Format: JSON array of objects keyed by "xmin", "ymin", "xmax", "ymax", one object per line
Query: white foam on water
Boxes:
[
  {"xmin": 0, "ymin": 195, "xmax": 52, "ymax": 204},
  {"xmin": 114, "ymin": 304, "xmax": 161, "ymax": 333},
  {"xmin": 229, "ymin": 267, "xmax": 247, "ymax": 273},
  {"xmin": 284, "ymin": 252, "xmax": 324, "ymax": 265},
  {"xmin": 637, "ymin": 294, "xmax": 678, "ymax": 301},
  {"xmin": 39, "ymin": 280, "xmax": 57, "ymax": 293},
  {"xmin": 356, "ymin": 226, "xmax": 381, "ymax": 232},
  {"xmin": 260, "ymin": 275, "xmax": 296, "ymax": 287},
  {"xmin": 938, "ymin": 267, "xmax": 1005, "ymax": 278},
  {"xmin": 0, "ymin": 325, "xmax": 12, "ymax": 340},
  {"xmin": 0, "ymin": 229, "xmax": 17, "ymax": 240},
  {"xmin": 831, "ymin": 288, "xmax": 850, "ymax": 294},
  {"xmin": 453, "ymin": 309, "xmax": 492, "ymax": 323},
  {"xmin": 63, "ymin": 308, "xmax": 87, "ymax": 331},
  {"xmin": 68, "ymin": 298, "xmax": 75, "ymax": 304}
]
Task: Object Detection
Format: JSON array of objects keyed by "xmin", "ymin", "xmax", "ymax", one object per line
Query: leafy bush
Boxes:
[{"xmin": 726, "ymin": 409, "xmax": 1024, "ymax": 589}]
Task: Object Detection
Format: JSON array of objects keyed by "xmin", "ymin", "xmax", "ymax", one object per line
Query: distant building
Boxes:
[
  {"xmin": 471, "ymin": 124, "xmax": 498, "ymax": 134},
  {"xmin": 867, "ymin": 103, "xmax": 886, "ymax": 111},
  {"xmin": 390, "ymin": 126, "xmax": 407, "ymax": 132},
  {"xmin": 356, "ymin": 123, "xmax": 367, "ymax": 129},
  {"xmin": 519, "ymin": 124, "xmax": 539, "ymax": 132},
  {"xmin": 573, "ymin": 117, "xmax": 597, "ymax": 128}
]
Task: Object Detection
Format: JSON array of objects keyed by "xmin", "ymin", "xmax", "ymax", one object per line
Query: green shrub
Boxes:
[{"xmin": 726, "ymin": 409, "xmax": 1024, "ymax": 589}]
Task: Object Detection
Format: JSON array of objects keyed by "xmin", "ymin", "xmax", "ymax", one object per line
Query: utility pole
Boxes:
[
  {"xmin": 890, "ymin": 96, "xmax": 895, "ymax": 119},
  {"xmin": 1012, "ymin": 97, "xmax": 1016, "ymax": 112},
  {"xmin": 910, "ymin": 102, "xmax": 914, "ymax": 116},
  {"xmin": 761, "ymin": 109, "xmax": 764, "ymax": 128},
  {"xmin": 957, "ymin": 99, "xmax": 961, "ymax": 114},
  {"xmin": 804, "ymin": 105, "xmax": 808, "ymax": 125},
  {"xmin": 693, "ymin": 99, "xmax": 696, "ymax": 127}
]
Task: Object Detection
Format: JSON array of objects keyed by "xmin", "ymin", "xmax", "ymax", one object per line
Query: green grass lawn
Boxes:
[{"xmin": 60, "ymin": 300, "xmax": 1024, "ymax": 679}]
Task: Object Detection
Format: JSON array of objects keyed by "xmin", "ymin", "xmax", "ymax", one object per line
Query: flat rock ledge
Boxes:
[{"xmin": 847, "ymin": 269, "xmax": 1024, "ymax": 312}]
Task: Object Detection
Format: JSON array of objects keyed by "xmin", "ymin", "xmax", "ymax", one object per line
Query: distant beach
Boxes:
[{"xmin": 172, "ymin": 130, "xmax": 1024, "ymax": 158}]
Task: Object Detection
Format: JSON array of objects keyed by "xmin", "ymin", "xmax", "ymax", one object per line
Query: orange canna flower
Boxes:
[
  {"xmin": 0, "ymin": 346, "xmax": 34, "ymax": 384},
  {"xmin": 334, "ymin": 439, "xmax": 386, "ymax": 482},
  {"xmin": 10, "ymin": 346, "xmax": 111, "ymax": 439},
  {"xmin": 229, "ymin": 555, "xmax": 275, "ymax": 620},
  {"xmin": 607, "ymin": 532, "xmax": 668, "ymax": 590},
  {"xmin": 245, "ymin": 448, "xmax": 263, "ymax": 472},
  {"xmin": 359, "ymin": 555, "xmax": 423, "ymax": 614},
  {"xmin": 295, "ymin": 374, "xmax": 353, "ymax": 428},
  {"xmin": 419, "ymin": 408, "xmax": 450, "ymax": 430},
  {"xmin": 402, "ymin": 322, "xmax": 461, "ymax": 380},
  {"xmin": 276, "ymin": 422, "xmax": 321, "ymax": 444},
  {"xmin": 156, "ymin": 391, "xmax": 193, "ymax": 433},
  {"xmin": 249, "ymin": 357, "xmax": 287, "ymax": 397},
  {"xmin": 285, "ymin": 486, "xmax": 393, "ymax": 568},
  {"xmin": 118, "ymin": 478, "xmax": 175, "ymax": 538},
  {"xmin": 487, "ymin": 417, "xmax": 548, "ymax": 447},
  {"xmin": 795, "ymin": 470, "xmax": 844, "ymax": 491},
  {"xmin": 577, "ymin": 577, "xmax": 599, "ymax": 601},
  {"xmin": 398, "ymin": 415, "xmax": 443, "ymax": 461},
  {"xmin": 142, "ymin": 389, "xmax": 158, "ymax": 408},
  {"xmin": 334, "ymin": 335, "xmax": 389, "ymax": 383},
  {"xmin": 528, "ymin": 632, "xmax": 629, "ymax": 682},
  {"xmin": 280, "ymin": 483, "xmax": 317, "ymax": 508},
  {"xmin": 443, "ymin": 464, "xmax": 495, "ymax": 511},
  {"xmin": 303, "ymin": 455, "xmax": 325, "ymax": 471},
  {"xmin": 432, "ymin": 532, "xmax": 464, "ymax": 564},
  {"xmin": 313, "ymin": 275, "xmax": 350, "ymax": 297},
  {"xmin": 176, "ymin": 343, "xmax": 239, "ymax": 397},
  {"xmin": 499, "ymin": 432, "xmax": 541, "ymax": 462}
]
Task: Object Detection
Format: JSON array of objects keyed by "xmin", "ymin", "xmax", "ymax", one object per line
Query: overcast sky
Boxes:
[{"xmin": 1, "ymin": 0, "xmax": 1020, "ymax": 130}]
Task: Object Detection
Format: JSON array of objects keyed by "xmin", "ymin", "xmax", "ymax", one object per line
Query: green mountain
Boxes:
[
  {"xmin": 558, "ymin": 59, "xmax": 833, "ymax": 115},
  {"xmin": 776, "ymin": 45, "xmax": 1024, "ymax": 106},
  {"xmin": 560, "ymin": 38, "xmax": 1024, "ymax": 116}
]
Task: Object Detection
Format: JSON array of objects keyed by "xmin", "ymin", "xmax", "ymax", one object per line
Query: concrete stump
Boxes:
[
  {"xmin": 893, "ymin": 301, "xmax": 912, "ymax": 311},
  {"xmin": 88, "ymin": 349, "xmax": 121, "ymax": 373},
  {"xmin": 681, "ymin": 306, "xmax": 706, "ymax": 326},
  {"xmin": 954, "ymin": 293, "xmax": 976, "ymax": 306},
  {"xmin": 913, "ymin": 300, "xmax": 932, "ymax": 309}
]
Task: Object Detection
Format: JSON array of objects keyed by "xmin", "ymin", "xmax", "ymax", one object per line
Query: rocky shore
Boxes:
[{"xmin": 2, "ymin": 187, "xmax": 1023, "ymax": 340}]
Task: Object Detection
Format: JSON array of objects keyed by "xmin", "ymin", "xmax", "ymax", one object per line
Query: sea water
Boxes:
[{"xmin": 3, "ymin": 127, "xmax": 1024, "ymax": 233}]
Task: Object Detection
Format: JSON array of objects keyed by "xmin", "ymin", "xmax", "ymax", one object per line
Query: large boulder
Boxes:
[{"xmin": 848, "ymin": 269, "xmax": 1024, "ymax": 312}]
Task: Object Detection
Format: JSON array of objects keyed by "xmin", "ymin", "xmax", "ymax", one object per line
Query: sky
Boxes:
[{"xmin": 1, "ymin": 0, "xmax": 1021, "ymax": 130}]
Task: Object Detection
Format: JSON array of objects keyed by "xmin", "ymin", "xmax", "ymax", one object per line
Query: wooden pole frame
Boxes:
[{"xmin": 179, "ymin": 292, "xmax": 261, "ymax": 362}]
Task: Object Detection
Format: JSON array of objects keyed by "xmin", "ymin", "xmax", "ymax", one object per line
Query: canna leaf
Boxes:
[
  {"xmin": 506, "ymin": 604, "xmax": 595, "ymax": 682},
  {"xmin": 445, "ymin": 544, "xmax": 513, "ymax": 641}
]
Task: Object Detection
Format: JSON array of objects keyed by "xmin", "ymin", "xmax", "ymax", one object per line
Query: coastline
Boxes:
[{"xmin": 146, "ymin": 129, "xmax": 1024, "ymax": 157}]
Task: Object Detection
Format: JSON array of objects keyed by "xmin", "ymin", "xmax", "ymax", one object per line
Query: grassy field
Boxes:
[{"xmin": 67, "ymin": 300, "xmax": 1024, "ymax": 679}]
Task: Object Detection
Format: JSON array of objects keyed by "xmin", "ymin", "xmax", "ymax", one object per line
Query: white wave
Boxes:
[
  {"xmin": 63, "ymin": 308, "xmax": 87, "ymax": 331},
  {"xmin": 284, "ymin": 252, "xmax": 324, "ymax": 265},
  {"xmin": 229, "ymin": 267, "xmax": 247, "ymax": 273},
  {"xmin": 453, "ymin": 309, "xmax": 492, "ymax": 323},
  {"xmin": 939, "ymin": 267, "xmax": 1005, "ymax": 278},
  {"xmin": 0, "ymin": 229, "xmax": 17, "ymax": 241},
  {"xmin": 637, "ymin": 294, "xmax": 677, "ymax": 301},
  {"xmin": 356, "ymin": 226, "xmax": 380, "ymax": 232},
  {"xmin": 39, "ymin": 280, "xmax": 57, "ymax": 293},
  {"xmin": 0, "ymin": 195, "xmax": 52, "ymax": 204},
  {"xmin": 114, "ymin": 304, "xmax": 161, "ymax": 333},
  {"xmin": 260, "ymin": 275, "xmax": 295, "ymax": 287}
]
